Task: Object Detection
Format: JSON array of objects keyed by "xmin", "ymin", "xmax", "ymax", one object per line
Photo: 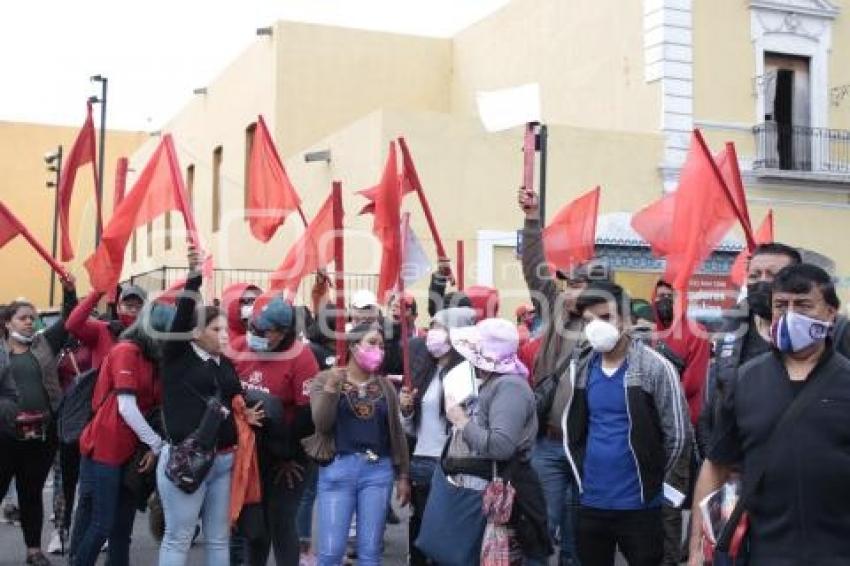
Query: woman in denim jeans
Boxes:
[
  {"xmin": 399, "ymin": 306, "xmax": 476, "ymax": 565},
  {"xmin": 306, "ymin": 322, "xmax": 410, "ymax": 566},
  {"xmin": 70, "ymin": 303, "xmax": 175, "ymax": 566},
  {"xmin": 156, "ymin": 248, "xmax": 263, "ymax": 566}
]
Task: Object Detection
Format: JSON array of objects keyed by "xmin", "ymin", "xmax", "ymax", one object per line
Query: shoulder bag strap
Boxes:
[{"xmin": 716, "ymin": 360, "xmax": 838, "ymax": 551}]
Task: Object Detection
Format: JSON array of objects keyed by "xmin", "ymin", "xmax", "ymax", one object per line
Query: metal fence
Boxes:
[
  {"xmin": 125, "ymin": 267, "xmax": 378, "ymax": 306},
  {"xmin": 753, "ymin": 121, "xmax": 850, "ymax": 173}
]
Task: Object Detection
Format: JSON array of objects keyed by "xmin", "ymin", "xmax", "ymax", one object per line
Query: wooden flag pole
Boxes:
[
  {"xmin": 332, "ymin": 181, "xmax": 347, "ymax": 367},
  {"xmin": 456, "ymin": 239, "xmax": 465, "ymax": 291},
  {"xmin": 398, "ymin": 213, "xmax": 413, "ymax": 390},
  {"xmin": 397, "ymin": 137, "xmax": 450, "ymax": 266},
  {"xmin": 1, "ymin": 203, "xmax": 70, "ymax": 281}
]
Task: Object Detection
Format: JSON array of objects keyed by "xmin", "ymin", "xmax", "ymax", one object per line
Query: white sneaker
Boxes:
[
  {"xmin": 299, "ymin": 552, "xmax": 317, "ymax": 566},
  {"xmin": 47, "ymin": 530, "xmax": 64, "ymax": 555}
]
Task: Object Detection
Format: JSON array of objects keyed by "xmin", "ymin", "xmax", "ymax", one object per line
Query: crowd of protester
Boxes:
[{"xmin": 1, "ymin": 185, "xmax": 849, "ymax": 566}]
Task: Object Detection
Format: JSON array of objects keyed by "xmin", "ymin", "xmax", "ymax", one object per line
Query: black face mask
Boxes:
[
  {"xmin": 747, "ymin": 281, "xmax": 773, "ymax": 319},
  {"xmin": 655, "ymin": 296, "xmax": 675, "ymax": 327}
]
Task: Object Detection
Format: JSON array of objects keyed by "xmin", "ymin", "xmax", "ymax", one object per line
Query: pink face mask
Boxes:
[
  {"xmin": 426, "ymin": 328, "xmax": 451, "ymax": 358},
  {"xmin": 353, "ymin": 345, "xmax": 384, "ymax": 373}
]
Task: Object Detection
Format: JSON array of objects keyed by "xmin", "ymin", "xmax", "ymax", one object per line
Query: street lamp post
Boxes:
[
  {"xmin": 45, "ymin": 146, "xmax": 63, "ymax": 307},
  {"xmin": 90, "ymin": 74, "xmax": 108, "ymax": 246}
]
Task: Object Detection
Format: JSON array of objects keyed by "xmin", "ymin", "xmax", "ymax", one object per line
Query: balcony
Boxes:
[{"xmin": 752, "ymin": 122, "xmax": 850, "ymax": 184}]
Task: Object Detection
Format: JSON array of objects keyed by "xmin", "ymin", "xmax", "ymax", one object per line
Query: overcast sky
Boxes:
[{"xmin": 0, "ymin": 0, "xmax": 509, "ymax": 131}]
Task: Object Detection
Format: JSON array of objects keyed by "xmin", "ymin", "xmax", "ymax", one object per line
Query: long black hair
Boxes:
[{"xmin": 120, "ymin": 303, "xmax": 176, "ymax": 361}]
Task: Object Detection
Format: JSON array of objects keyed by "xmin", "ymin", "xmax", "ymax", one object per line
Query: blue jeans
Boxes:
[
  {"xmin": 531, "ymin": 437, "xmax": 580, "ymax": 565},
  {"xmin": 156, "ymin": 445, "xmax": 233, "ymax": 566},
  {"xmin": 69, "ymin": 457, "xmax": 136, "ymax": 566},
  {"xmin": 296, "ymin": 463, "xmax": 318, "ymax": 542},
  {"xmin": 316, "ymin": 454, "xmax": 393, "ymax": 566}
]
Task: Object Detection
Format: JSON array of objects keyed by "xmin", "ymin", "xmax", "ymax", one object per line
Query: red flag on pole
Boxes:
[
  {"xmin": 631, "ymin": 193, "xmax": 676, "ymax": 257},
  {"xmin": 269, "ymin": 190, "xmax": 336, "ymax": 297},
  {"xmin": 59, "ymin": 102, "xmax": 101, "ymax": 261},
  {"xmin": 84, "ymin": 134, "xmax": 200, "ymax": 292},
  {"xmin": 114, "ymin": 157, "xmax": 129, "ymax": 212},
  {"xmin": 542, "ymin": 187, "xmax": 600, "ymax": 273},
  {"xmin": 397, "ymin": 137, "xmax": 449, "ymax": 264},
  {"xmin": 247, "ymin": 115, "xmax": 306, "ymax": 242},
  {"xmin": 729, "ymin": 210, "xmax": 774, "ymax": 286},
  {"xmin": 663, "ymin": 133, "xmax": 739, "ymax": 291},
  {"xmin": 715, "ymin": 143, "xmax": 754, "ymax": 249},
  {"xmin": 359, "ymin": 142, "xmax": 402, "ymax": 302},
  {"xmin": 632, "ymin": 144, "xmax": 754, "ymax": 259},
  {"xmin": 0, "ymin": 202, "xmax": 70, "ymax": 279}
]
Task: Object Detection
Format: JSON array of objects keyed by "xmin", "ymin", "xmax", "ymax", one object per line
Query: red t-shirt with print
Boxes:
[
  {"xmin": 231, "ymin": 337, "xmax": 320, "ymax": 424},
  {"xmin": 79, "ymin": 341, "xmax": 160, "ymax": 466}
]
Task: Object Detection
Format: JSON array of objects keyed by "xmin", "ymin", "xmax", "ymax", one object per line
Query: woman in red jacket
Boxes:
[{"xmin": 68, "ymin": 303, "xmax": 175, "ymax": 566}]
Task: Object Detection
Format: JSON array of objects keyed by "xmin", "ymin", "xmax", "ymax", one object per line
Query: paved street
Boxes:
[{"xmin": 0, "ymin": 483, "xmax": 410, "ymax": 566}]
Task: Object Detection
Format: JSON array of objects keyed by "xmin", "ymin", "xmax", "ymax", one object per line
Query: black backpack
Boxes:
[{"xmin": 57, "ymin": 367, "xmax": 98, "ymax": 444}]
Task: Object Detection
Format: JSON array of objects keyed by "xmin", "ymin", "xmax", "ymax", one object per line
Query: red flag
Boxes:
[
  {"xmin": 114, "ymin": 157, "xmax": 129, "ymax": 212},
  {"xmin": 247, "ymin": 115, "xmax": 303, "ymax": 242},
  {"xmin": 59, "ymin": 102, "xmax": 101, "ymax": 261},
  {"xmin": 359, "ymin": 142, "xmax": 402, "ymax": 301},
  {"xmin": 0, "ymin": 202, "xmax": 69, "ymax": 279},
  {"xmin": 269, "ymin": 190, "xmax": 336, "ymax": 297},
  {"xmin": 663, "ymin": 134, "xmax": 739, "ymax": 291},
  {"xmin": 715, "ymin": 143, "xmax": 754, "ymax": 246},
  {"xmin": 357, "ymin": 173, "xmax": 411, "ymax": 216},
  {"xmin": 0, "ymin": 204, "xmax": 20, "ymax": 249},
  {"xmin": 729, "ymin": 210, "xmax": 774, "ymax": 286},
  {"xmin": 543, "ymin": 187, "xmax": 600, "ymax": 273},
  {"xmin": 632, "ymin": 147, "xmax": 747, "ymax": 259},
  {"xmin": 631, "ymin": 193, "xmax": 676, "ymax": 257},
  {"xmin": 85, "ymin": 134, "xmax": 199, "ymax": 292}
]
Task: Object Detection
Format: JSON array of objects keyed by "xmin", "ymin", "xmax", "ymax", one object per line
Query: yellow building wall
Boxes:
[
  {"xmin": 828, "ymin": 0, "xmax": 850, "ymax": 131},
  {"xmin": 125, "ymin": 37, "xmax": 279, "ymax": 278},
  {"xmin": 692, "ymin": 0, "xmax": 755, "ymax": 126},
  {"xmin": 0, "ymin": 121, "xmax": 146, "ymax": 307},
  {"xmin": 273, "ymin": 21, "xmax": 452, "ymax": 156},
  {"xmin": 451, "ymin": 0, "xmax": 661, "ymax": 133}
]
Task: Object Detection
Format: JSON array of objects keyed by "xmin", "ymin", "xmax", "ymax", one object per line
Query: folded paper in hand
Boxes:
[{"xmin": 442, "ymin": 361, "xmax": 479, "ymax": 406}]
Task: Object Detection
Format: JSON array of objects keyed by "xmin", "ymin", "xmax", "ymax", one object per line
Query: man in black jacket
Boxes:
[
  {"xmin": 689, "ymin": 263, "xmax": 850, "ymax": 565},
  {"xmin": 697, "ymin": 242, "xmax": 802, "ymax": 455}
]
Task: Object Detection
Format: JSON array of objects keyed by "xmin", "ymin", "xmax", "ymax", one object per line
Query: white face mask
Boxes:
[
  {"xmin": 10, "ymin": 330, "xmax": 35, "ymax": 345},
  {"xmin": 240, "ymin": 304, "xmax": 254, "ymax": 322},
  {"xmin": 585, "ymin": 319, "xmax": 621, "ymax": 353},
  {"xmin": 246, "ymin": 331, "xmax": 269, "ymax": 352}
]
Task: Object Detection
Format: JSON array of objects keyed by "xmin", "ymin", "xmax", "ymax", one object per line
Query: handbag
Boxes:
[
  {"xmin": 415, "ymin": 465, "xmax": 488, "ymax": 565},
  {"xmin": 715, "ymin": 363, "xmax": 840, "ymax": 554},
  {"xmin": 15, "ymin": 410, "xmax": 49, "ymax": 441},
  {"xmin": 164, "ymin": 379, "xmax": 228, "ymax": 494},
  {"xmin": 533, "ymin": 354, "xmax": 577, "ymax": 426},
  {"xmin": 443, "ymin": 426, "xmax": 494, "ymax": 479},
  {"xmin": 481, "ymin": 461, "xmax": 518, "ymax": 566}
]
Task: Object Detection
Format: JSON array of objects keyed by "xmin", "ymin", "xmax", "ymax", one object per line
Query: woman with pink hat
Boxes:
[{"xmin": 417, "ymin": 318, "xmax": 552, "ymax": 564}]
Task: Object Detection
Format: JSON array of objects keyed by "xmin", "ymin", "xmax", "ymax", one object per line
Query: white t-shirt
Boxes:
[{"xmin": 413, "ymin": 369, "xmax": 449, "ymax": 458}]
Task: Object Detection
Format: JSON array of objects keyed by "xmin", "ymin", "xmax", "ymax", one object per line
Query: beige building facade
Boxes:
[
  {"xmin": 0, "ymin": 121, "xmax": 146, "ymax": 308},
  {"xmin": 120, "ymin": 0, "xmax": 850, "ymax": 317}
]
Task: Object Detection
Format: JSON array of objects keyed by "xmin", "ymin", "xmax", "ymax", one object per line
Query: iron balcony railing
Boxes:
[{"xmin": 753, "ymin": 121, "xmax": 850, "ymax": 174}]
